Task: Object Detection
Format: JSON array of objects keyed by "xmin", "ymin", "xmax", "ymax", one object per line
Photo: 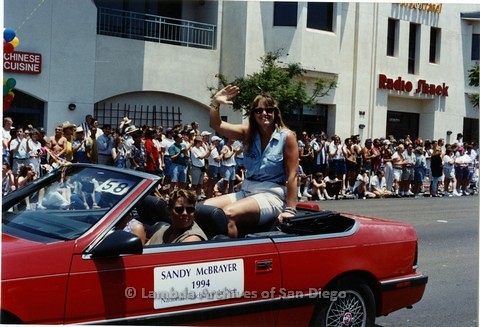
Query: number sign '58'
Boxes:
[{"xmin": 97, "ymin": 179, "xmax": 135, "ymax": 195}]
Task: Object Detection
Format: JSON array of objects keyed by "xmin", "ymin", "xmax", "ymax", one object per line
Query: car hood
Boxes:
[{"xmin": 2, "ymin": 233, "xmax": 76, "ymax": 280}]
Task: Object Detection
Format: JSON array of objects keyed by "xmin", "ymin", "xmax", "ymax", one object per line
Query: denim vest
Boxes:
[{"xmin": 244, "ymin": 129, "xmax": 288, "ymax": 183}]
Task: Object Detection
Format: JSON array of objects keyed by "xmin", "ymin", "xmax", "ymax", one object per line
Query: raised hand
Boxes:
[{"xmin": 212, "ymin": 85, "xmax": 240, "ymax": 106}]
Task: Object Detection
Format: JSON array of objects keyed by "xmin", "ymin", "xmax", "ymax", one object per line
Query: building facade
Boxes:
[{"xmin": 4, "ymin": 1, "xmax": 479, "ymax": 143}]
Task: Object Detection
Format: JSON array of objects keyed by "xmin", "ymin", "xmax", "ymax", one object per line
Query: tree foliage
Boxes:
[
  {"xmin": 209, "ymin": 50, "xmax": 337, "ymax": 116},
  {"xmin": 467, "ymin": 63, "xmax": 479, "ymax": 108}
]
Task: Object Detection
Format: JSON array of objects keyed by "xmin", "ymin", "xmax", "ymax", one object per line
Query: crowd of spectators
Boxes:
[
  {"xmin": 297, "ymin": 131, "xmax": 478, "ymax": 200},
  {"xmin": 2, "ymin": 115, "xmax": 478, "ymax": 201}
]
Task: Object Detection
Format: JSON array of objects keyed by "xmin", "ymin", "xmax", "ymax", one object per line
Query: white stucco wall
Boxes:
[
  {"xmin": 4, "ymin": 0, "xmax": 97, "ymax": 134},
  {"xmin": 4, "ymin": 1, "xmax": 478, "ymax": 140}
]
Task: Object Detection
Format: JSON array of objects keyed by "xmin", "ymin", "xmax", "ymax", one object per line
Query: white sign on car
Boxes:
[{"xmin": 153, "ymin": 259, "xmax": 244, "ymax": 309}]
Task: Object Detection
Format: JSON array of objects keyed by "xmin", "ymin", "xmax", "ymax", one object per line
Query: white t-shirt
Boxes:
[
  {"xmin": 370, "ymin": 175, "xmax": 386, "ymax": 191},
  {"xmin": 3, "ymin": 128, "xmax": 12, "ymax": 143},
  {"xmin": 208, "ymin": 147, "xmax": 221, "ymax": 167},
  {"xmin": 190, "ymin": 146, "xmax": 206, "ymax": 168},
  {"xmin": 443, "ymin": 155, "xmax": 454, "ymax": 169},
  {"xmin": 455, "ymin": 154, "xmax": 472, "ymax": 167},
  {"xmin": 353, "ymin": 174, "xmax": 369, "ymax": 191},
  {"xmin": 160, "ymin": 137, "xmax": 175, "ymax": 156}
]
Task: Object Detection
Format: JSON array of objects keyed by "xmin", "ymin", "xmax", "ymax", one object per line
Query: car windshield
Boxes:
[{"xmin": 2, "ymin": 165, "xmax": 142, "ymax": 243}]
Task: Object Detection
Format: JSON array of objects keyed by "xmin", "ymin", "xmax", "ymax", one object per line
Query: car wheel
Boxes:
[{"xmin": 310, "ymin": 279, "xmax": 376, "ymax": 327}]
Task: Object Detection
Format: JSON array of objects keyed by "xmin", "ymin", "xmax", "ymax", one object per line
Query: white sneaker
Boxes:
[
  {"xmin": 303, "ymin": 192, "xmax": 312, "ymax": 198},
  {"xmin": 297, "ymin": 192, "xmax": 302, "ymax": 198},
  {"xmin": 452, "ymin": 191, "xmax": 462, "ymax": 197}
]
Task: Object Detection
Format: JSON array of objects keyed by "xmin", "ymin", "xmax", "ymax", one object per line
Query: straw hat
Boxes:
[
  {"xmin": 62, "ymin": 121, "xmax": 76, "ymax": 129},
  {"xmin": 125, "ymin": 125, "xmax": 139, "ymax": 135}
]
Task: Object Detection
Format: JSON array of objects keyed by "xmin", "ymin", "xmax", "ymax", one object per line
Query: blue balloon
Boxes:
[
  {"xmin": 4, "ymin": 28, "xmax": 16, "ymax": 43},
  {"xmin": 6, "ymin": 78, "xmax": 16, "ymax": 89}
]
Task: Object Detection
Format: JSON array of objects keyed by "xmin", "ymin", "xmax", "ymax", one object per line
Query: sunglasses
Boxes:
[
  {"xmin": 173, "ymin": 206, "xmax": 195, "ymax": 214},
  {"xmin": 253, "ymin": 107, "xmax": 275, "ymax": 115}
]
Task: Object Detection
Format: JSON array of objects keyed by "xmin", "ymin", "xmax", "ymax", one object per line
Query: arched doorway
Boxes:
[{"xmin": 4, "ymin": 90, "xmax": 45, "ymax": 129}]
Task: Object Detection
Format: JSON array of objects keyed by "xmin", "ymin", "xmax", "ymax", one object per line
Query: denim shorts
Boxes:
[
  {"xmin": 163, "ymin": 156, "xmax": 173, "ymax": 177},
  {"xmin": 414, "ymin": 167, "xmax": 425, "ymax": 182},
  {"xmin": 171, "ymin": 163, "xmax": 187, "ymax": 182},
  {"xmin": 221, "ymin": 165, "xmax": 236, "ymax": 181}
]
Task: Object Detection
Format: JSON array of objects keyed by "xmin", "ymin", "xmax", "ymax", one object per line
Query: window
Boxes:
[
  {"xmin": 429, "ymin": 27, "xmax": 440, "ymax": 63},
  {"xmin": 472, "ymin": 34, "xmax": 480, "ymax": 60},
  {"xmin": 273, "ymin": 2, "xmax": 298, "ymax": 26},
  {"xmin": 463, "ymin": 118, "xmax": 479, "ymax": 144},
  {"xmin": 387, "ymin": 18, "xmax": 398, "ymax": 57},
  {"xmin": 408, "ymin": 23, "xmax": 419, "ymax": 74},
  {"xmin": 307, "ymin": 2, "xmax": 334, "ymax": 32}
]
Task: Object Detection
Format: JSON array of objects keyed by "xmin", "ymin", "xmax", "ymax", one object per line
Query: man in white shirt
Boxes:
[
  {"xmin": 160, "ymin": 128, "xmax": 176, "ymax": 187},
  {"xmin": 206, "ymin": 136, "xmax": 222, "ymax": 198},
  {"xmin": 9, "ymin": 127, "xmax": 29, "ymax": 176}
]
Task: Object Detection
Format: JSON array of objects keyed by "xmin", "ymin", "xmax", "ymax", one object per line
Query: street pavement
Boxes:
[{"xmin": 315, "ymin": 195, "xmax": 479, "ymax": 327}]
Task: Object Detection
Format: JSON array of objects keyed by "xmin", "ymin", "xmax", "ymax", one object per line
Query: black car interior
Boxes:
[{"xmin": 135, "ymin": 195, "xmax": 356, "ymax": 242}]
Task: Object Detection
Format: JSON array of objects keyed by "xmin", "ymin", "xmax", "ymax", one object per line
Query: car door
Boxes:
[{"xmin": 64, "ymin": 237, "xmax": 282, "ymax": 324}]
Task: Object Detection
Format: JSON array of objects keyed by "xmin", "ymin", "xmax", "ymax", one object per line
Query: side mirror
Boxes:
[{"xmin": 91, "ymin": 230, "xmax": 143, "ymax": 258}]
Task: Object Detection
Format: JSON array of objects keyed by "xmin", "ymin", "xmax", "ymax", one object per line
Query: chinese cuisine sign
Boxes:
[
  {"xmin": 4, "ymin": 51, "xmax": 42, "ymax": 74},
  {"xmin": 153, "ymin": 259, "xmax": 244, "ymax": 309}
]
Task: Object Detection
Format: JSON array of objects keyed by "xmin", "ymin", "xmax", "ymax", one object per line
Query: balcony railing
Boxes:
[{"xmin": 97, "ymin": 7, "xmax": 216, "ymax": 49}]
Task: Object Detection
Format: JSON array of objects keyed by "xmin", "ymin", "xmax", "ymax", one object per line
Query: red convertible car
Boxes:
[{"xmin": 1, "ymin": 164, "xmax": 427, "ymax": 325}]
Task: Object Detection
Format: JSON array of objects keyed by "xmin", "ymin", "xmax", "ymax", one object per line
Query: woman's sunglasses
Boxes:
[
  {"xmin": 253, "ymin": 107, "xmax": 275, "ymax": 115},
  {"xmin": 173, "ymin": 206, "xmax": 195, "ymax": 214}
]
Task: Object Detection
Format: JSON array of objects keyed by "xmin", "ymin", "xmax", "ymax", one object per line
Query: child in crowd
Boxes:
[{"xmin": 311, "ymin": 172, "xmax": 332, "ymax": 200}]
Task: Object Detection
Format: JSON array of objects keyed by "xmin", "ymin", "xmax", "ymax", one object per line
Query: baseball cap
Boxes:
[
  {"xmin": 201, "ymin": 131, "xmax": 212, "ymax": 137},
  {"xmin": 211, "ymin": 136, "xmax": 222, "ymax": 142}
]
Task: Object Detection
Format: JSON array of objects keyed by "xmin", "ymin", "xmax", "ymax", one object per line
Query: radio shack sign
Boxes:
[
  {"xmin": 378, "ymin": 74, "xmax": 449, "ymax": 97},
  {"xmin": 3, "ymin": 51, "xmax": 42, "ymax": 74}
]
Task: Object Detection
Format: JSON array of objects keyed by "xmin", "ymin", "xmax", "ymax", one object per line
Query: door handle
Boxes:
[{"xmin": 256, "ymin": 260, "xmax": 273, "ymax": 273}]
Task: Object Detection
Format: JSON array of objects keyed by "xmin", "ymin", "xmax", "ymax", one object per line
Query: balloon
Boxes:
[
  {"xmin": 4, "ymin": 42, "xmax": 14, "ymax": 53},
  {"xmin": 3, "ymin": 28, "xmax": 16, "ymax": 43},
  {"xmin": 3, "ymin": 101, "xmax": 11, "ymax": 111},
  {"xmin": 3, "ymin": 86, "xmax": 9, "ymax": 96},
  {"xmin": 4, "ymin": 94, "xmax": 13, "ymax": 102},
  {"xmin": 9, "ymin": 37, "xmax": 19, "ymax": 48},
  {"xmin": 3, "ymin": 78, "xmax": 6, "ymax": 86},
  {"xmin": 8, "ymin": 91, "xmax": 14, "ymax": 98},
  {"xmin": 6, "ymin": 78, "xmax": 16, "ymax": 89}
]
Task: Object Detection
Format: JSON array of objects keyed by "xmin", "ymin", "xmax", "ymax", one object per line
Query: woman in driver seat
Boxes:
[{"xmin": 146, "ymin": 190, "xmax": 207, "ymax": 245}]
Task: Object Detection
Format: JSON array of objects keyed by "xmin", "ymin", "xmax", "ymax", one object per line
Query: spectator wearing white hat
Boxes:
[
  {"xmin": 72, "ymin": 126, "xmax": 91, "ymax": 163},
  {"xmin": 201, "ymin": 130, "xmax": 212, "ymax": 144}
]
